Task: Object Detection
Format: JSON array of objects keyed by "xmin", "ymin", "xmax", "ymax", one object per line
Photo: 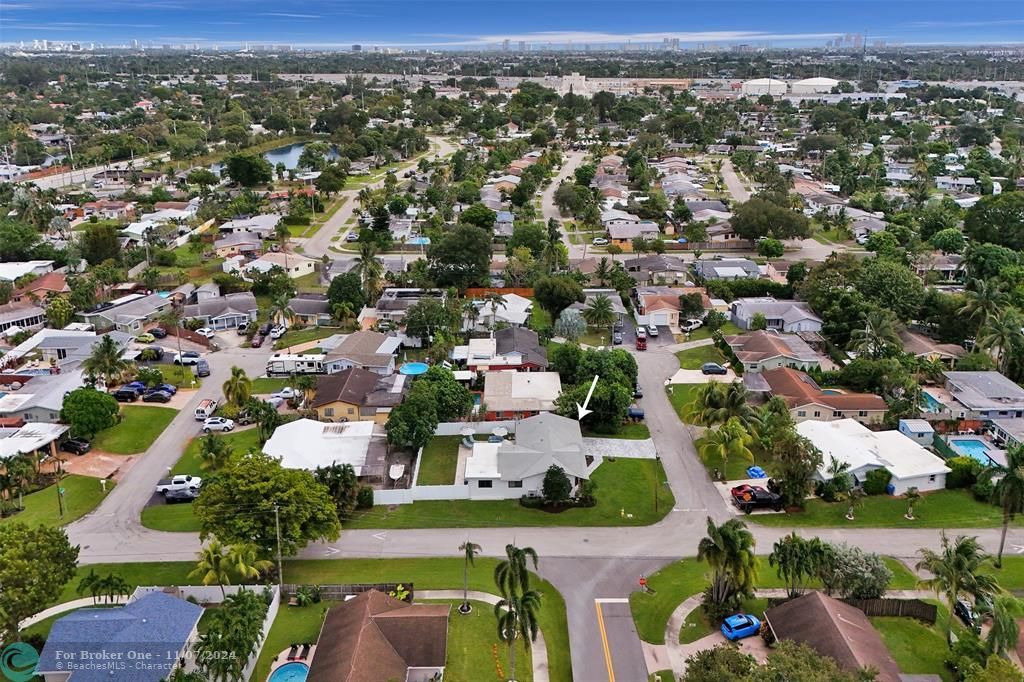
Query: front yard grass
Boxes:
[
  {"xmin": 159, "ymin": 364, "xmax": 201, "ymax": 388},
  {"xmin": 251, "ymin": 377, "xmax": 293, "ymax": 394},
  {"xmin": 434, "ymin": 599, "xmax": 533, "ymax": 682},
  {"xmin": 92, "ymin": 405, "xmax": 177, "ymax": 454},
  {"xmin": 273, "ymin": 325, "xmax": 339, "ymax": 350},
  {"xmin": 871, "ymin": 614, "xmax": 952, "ymax": 681},
  {"xmin": 346, "ymin": 458, "xmax": 674, "ymax": 529},
  {"xmin": 680, "ymin": 596, "xmax": 769, "ymax": 644},
  {"xmin": 666, "ymin": 384, "xmax": 703, "ymax": 425},
  {"xmin": 675, "ymin": 344, "xmax": 726, "ymax": 370},
  {"xmin": 750, "ymin": 489, "xmax": 1013, "ymax": 529},
  {"xmin": 584, "ymin": 423, "xmax": 651, "ymax": 440},
  {"xmin": 417, "ymin": 435, "xmax": 460, "ymax": 485},
  {"xmin": 686, "ymin": 321, "xmax": 742, "ymax": 342},
  {"xmin": 0, "ymin": 475, "xmax": 114, "ymax": 528}
]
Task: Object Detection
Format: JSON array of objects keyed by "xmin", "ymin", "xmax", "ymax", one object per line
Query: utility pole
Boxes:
[{"xmin": 274, "ymin": 505, "xmax": 284, "ymax": 590}]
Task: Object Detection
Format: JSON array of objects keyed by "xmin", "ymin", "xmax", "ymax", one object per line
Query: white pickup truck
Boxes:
[{"xmin": 155, "ymin": 474, "xmax": 202, "ymax": 494}]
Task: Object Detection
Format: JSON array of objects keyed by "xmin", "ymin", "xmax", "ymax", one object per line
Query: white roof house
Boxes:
[
  {"xmin": 483, "ymin": 371, "xmax": 561, "ymax": 416},
  {"xmin": 262, "ymin": 418, "xmax": 375, "ymax": 474},
  {"xmin": 0, "ymin": 422, "xmax": 69, "ymax": 459},
  {"xmin": 0, "ymin": 260, "xmax": 54, "ymax": 282},
  {"xmin": 797, "ymin": 419, "xmax": 951, "ymax": 494}
]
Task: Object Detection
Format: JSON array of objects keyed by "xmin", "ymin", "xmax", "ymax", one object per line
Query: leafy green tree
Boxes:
[
  {"xmin": 427, "ymin": 224, "xmax": 492, "ymax": 289},
  {"xmin": 186, "ymin": 168, "xmax": 219, "ymax": 189},
  {"xmin": 931, "ymin": 227, "xmax": 967, "ymax": 254},
  {"xmin": 194, "ymin": 589, "xmax": 268, "ymax": 682},
  {"xmin": 0, "ymin": 523, "xmax": 79, "ymax": 640},
  {"xmin": 553, "ymin": 308, "xmax": 586, "ymax": 341},
  {"xmin": 533, "ymin": 275, "xmax": 584, "ymax": 319},
  {"xmin": 60, "ymin": 388, "xmax": 119, "ymax": 438},
  {"xmin": 981, "ymin": 444, "xmax": 1024, "ymax": 567},
  {"xmin": 856, "ymin": 258, "xmax": 925, "ymax": 321},
  {"xmin": 386, "ymin": 384, "xmax": 439, "ymax": 450},
  {"xmin": 964, "ymin": 192, "xmax": 1024, "ymax": 249},
  {"xmin": 917, "ymin": 532, "xmax": 1000, "ymax": 644},
  {"xmin": 194, "ymin": 451, "xmax": 340, "ymax": 558},
  {"xmin": 327, "ymin": 271, "xmax": 365, "ymax": 313},
  {"xmin": 460, "ymin": 203, "xmax": 497, "ymax": 230},
  {"xmin": 225, "ymin": 153, "xmax": 273, "ymax": 187},
  {"xmin": 0, "ymin": 218, "xmax": 41, "ymax": 261},
  {"xmin": 761, "ymin": 640, "xmax": 860, "ymax": 682},
  {"xmin": 542, "ymin": 465, "xmax": 572, "ymax": 504},
  {"xmin": 80, "ymin": 223, "xmax": 122, "ymax": 266},
  {"xmin": 419, "ymin": 366, "xmax": 473, "ymax": 421},
  {"xmin": 756, "ymin": 237, "xmax": 785, "ymax": 258},
  {"xmin": 731, "ymin": 197, "xmax": 811, "ymax": 240},
  {"xmin": 314, "ymin": 463, "xmax": 362, "ymax": 520},
  {"xmin": 769, "ymin": 533, "xmax": 821, "ymax": 598},
  {"xmin": 768, "ymin": 427, "xmax": 822, "ymax": 508},
  {"xmin": 681, "ymin": 645, "xmax": 756, "ymax": 681},
  {"xmin": 44, "ymin": 295, "xmax": 74, "ymax": 329},
  {"xmin": 315, "ymin": 166, "xmax": 346, "ymax": 196},
  {"xmin": 554, "ymin": 380, "xmax": 631, "ymax": 433}
]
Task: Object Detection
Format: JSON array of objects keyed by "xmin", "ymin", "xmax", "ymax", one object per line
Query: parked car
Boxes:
[
  {"xmin": 61, "ymin": 438, "xmax": 91, "ymax": 455},
  {"xmin": 721, "ymin": 614, "xmax": 761, "ymax": 641},
  {"xmin": 203, "ymin": 417, "xmax": 235, "ymax": 433},
  {"xmin": 150, "ymin": 327, "xmax": 167, "ymax": 339},
  {"xmin": 195, "ymin": 327, "xmax": 216, "ymax": 339},
  {"xmin": 647, "ymin": 325, "xmax": 660, "ymax": 337},
  {"xmin": 250, "ymin": 334, "xmax": 264, "ymax": 348},
  {"xmin": 270, "ymin": 325, "xmax": 286, "ymax": 340},
  {"xmin": 135, "ymin": 332, "xmax": 155, "ymax": 344},
  {"xmin": 143, "ymin": 390, "xmax": 173, "ymax": 403},
  {"xmin": 635, "ymin": 327, "xmax": 647, "ymax": 339},
  {"xmin": 173, "ymin": 351, "xmax": 201, "ymax": 365},
  {"xmin": 155, "ymin": 474, "xmax": 201, "ymax": 494},
  {"xmin": 613, "ymin": 332, "xmax": 623, "ymax": 345},
  {"xmin": 633, "ymin": 386, "xmax": 643, "ymax": 399},
  {"xmin": 264, "ymin": 396, "xmax": 285, "ymax": 409},
  {"xmin": 680, "ymin": 318, "xmax": 703, "ymax": 333},
  {"xmin": 856, "ymin": 234, "xmax": 870, "ymax": 245},
  {"xmin": 152, "ymin": 383, "xmax": 177, "ymax": 395},
  {"xmin": 345, "ymin": 232, "xmax": 360, "ymax": 242},
  {"xmin": 123, "ymin": 381, "xmax": 148, "ymax": 394},
  {"xmin": 274, "ymin": 387, "xmax": 297, "ymax": 400},
  {"xmin": 163, "ymin": 488, "xmax": 200, "ymax": 504},
  {"xmin": 258, "ymin": 322, "xmax": 272, "ymax": 336},
  {"xmin": 613, "ymin": 318, "xmax": 624, "ymax": 331},
  {"xmin": 236, "ymin": 322, "xmax": 249, "ymax": 335},
  {"xmin": 196, "ymin": 359, "xmax": 210, "ymax": 377},
  {"xmin": 627, "ymin": 407, "xmax": 645, "ymax": 421},
  {"xmin": 701, "ymin": 362, "xmax": 728, "ymax": 375},
  {"xmin": 592, "ymin": 237, "xmax": 609, "ymax": 246},
  {"xmin": 636, "ymin": 336, "xmax": 647, "ymax": 351},
  {"xmin": 112, "ymin": 388, "xmax": 138, "ymax": 402},
  {"xmin": 730, "ymin": 484, "xmax": 783, "ymax": 514},
  {"xmin": 955, "ymin": 599, "xmax": 978, "ymax": 630}
]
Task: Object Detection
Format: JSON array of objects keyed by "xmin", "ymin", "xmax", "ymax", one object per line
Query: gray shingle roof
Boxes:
[{"xmin": 497, "ymin": 413, "xmax": 588, "ymax": 480}]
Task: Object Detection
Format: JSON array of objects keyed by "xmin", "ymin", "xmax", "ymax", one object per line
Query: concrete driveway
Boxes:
[
  {"xmin": 713, "ymin": 480, "xmax": 787, "ymax": 516},
  {"xmin": 668, "ymin": 368, "xmax": 739, "ymax": 384}
]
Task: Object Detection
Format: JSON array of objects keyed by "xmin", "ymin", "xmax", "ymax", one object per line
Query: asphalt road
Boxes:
[
  {"xmin": 541, "ymin": 150, "xmax": 588, "ymax": 260},
  {"xmin": 720, "ymin": 158, "xmax": 751, "ymax": 203},
  {"xmin": 20, "ymin": 153, "xmax": 172, "ymax": 191}
]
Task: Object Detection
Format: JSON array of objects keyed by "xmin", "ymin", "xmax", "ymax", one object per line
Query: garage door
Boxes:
[{"xmin": 650, "ymin": 312, "xmax": 670, "ymax": 326}]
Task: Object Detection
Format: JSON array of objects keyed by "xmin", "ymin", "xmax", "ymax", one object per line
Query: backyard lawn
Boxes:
[
  {"xmin": 675, "ymin": 344, "xmax": 726, "ymax": 370},
  {"xmin": 530, "ymin": 304, "xmax": 551, "ymax": 332},
  {"xmin": 630, "ymin": 556, "xmax": 916, "ymax": 645},
  {"xmin": 92, "ymin": 406, "xmax": 177, "ymax": 454},
  {"xmin": 346, "ymin": 458, "xmax": 674, "ymax": 529},
  {"xmin": 273, "ymin": 325, "xmax": 339, "ymax": 350},
  {"xmin": 0, "ymin": 475, "xmax": 114, "ymax": 528},
  {"xmin": 439, "ymin": 599, "xmax": 533, "ymax": 682},
  {"xmin": 666, "ymin": 384, "xmax": 703, "ymax": 425},
  {"xmin": 872, "ymin": 614, "xmax": 952, "ymax": 681},
  {"xmin": 253, "ymin": 601, "xmax": 333, "ymax": 682},
  {"xmin": 686, "ymin": 321, "xmax": 742, "ymax": 342},
  {"xmin": 750, "ymin": 489, "xmax": 1015, "ymax": 529},
  {"xmin": 417, "ymin": 435, "xmax": 460, "ymax": 485}
]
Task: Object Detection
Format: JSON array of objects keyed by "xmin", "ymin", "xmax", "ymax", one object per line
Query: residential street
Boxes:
[
  {"xmin": 720, "ymin": 158, "xmax": 750, "ymax": 203},
  {"xmin": 541, "ymin": 150, "xmax": 588, "ymax": 259}
]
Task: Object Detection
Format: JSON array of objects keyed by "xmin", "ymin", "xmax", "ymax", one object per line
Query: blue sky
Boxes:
[{"xmin": 3, "ymin": 1, "xmax": 1024, "ymax": 48}]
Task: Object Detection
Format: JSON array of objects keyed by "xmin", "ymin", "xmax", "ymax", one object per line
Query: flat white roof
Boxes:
[
  {"xmin": 263, "ymin": 418, "xmax": 374, "ymax": 474},
  {"xmin": 798, "ymin": 419, "xmax": 950, "ymax": 481},
  {"xmin": 465, "ymin": 441, "xmax": 501, "ymax": 479}
]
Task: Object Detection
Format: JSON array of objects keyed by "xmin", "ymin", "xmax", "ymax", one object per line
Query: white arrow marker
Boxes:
[
  {"xmin": 576, "ymin": 375, "xmax": 600, "ymax": 420},
  {"xmin": 372, "ymin": 531, "xmax": 388, "ymax": 541},
  {"xmin": 1013, "ymin": 544, "xmax": 1024, "ymax": 555},
  {"xmin": 324, "ymin": 546, "xmax": 340, "ymax": 556}
]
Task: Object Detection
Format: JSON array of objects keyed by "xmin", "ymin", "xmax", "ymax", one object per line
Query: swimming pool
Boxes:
[
  {"xmin": 821, "ymin": 389, "xmax": 841, "ymax": 395},
  {"xmin": 399, "ymin": 362, "xmax": 429, "ymax": 376},
  {"xmin": 950, "ymin": 438, "xmax": 996, "ymax": 466},
  {"xmin": 921, "ymin": 392, "xmax": 944, "ymax": 413},
  {"xmin": 268, "ymin": 662, "xmax": 309, "ymax": 682}
]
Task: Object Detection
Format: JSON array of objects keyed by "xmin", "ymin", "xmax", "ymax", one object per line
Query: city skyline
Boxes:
[{"xmin": 4, "ymin": 0, "xmax": 1024, "ymax": 49}]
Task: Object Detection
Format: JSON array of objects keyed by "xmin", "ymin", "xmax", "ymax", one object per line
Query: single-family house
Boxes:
[
  {"xmin": 494, "ymin": 210, "xmax": 514, "ymax": 238},
  {"xmin": 35, "ymin": 592, "xmax": 203, "ymax": 682},
  {"xmin": 241, "ymin": 251, "xmax": 317, "ymax": 280},
  {"xmin": 0, "ymin": 301, "xmax": 46, "ymax": 335},
  {"xmin": 936, "ymin": 175, "xmax": 977, "ymax": 192},
  {"xmin": 493, "ymin": 326, "xmax": 547, "ymax": 370},
  {"xmin": 468, "ymin": 293, "xmax": 533, "ymax": 329},
  {"xmin": 372, "ymin": 289, "xmax": 446, "ymax": 325},
  {"xmin": 80, "ymin": 292, "xmax": 172, "ymax": 332},
  {"xmin": 692, "ymin": 258, "xmax": 760, "ymax": 281},
  {"xmin": 182, "ymin": 292, "xmax": 258, "ymax": 330},
  {"xmin": 634, "ymin": 286, "xmax": 707, "ymax": 331},
  {"xmin": 0, "ymin": 421, "xmax": 68, "ymax": 463},
  {"xmin": 310, "ymin": 368, "xmax": 409, "ymax": 424},
  {"xmin": 306, "ymin": 590, "xmax": 449, "ymax": 682},
  {"xmin": 488, "ymin": 175, "xmax": 521, "ymax": 193},
  {"xmin": 464, "ymin": 412, "xmax": 598, "ymax": 499},
  {"xmin": 752, "ymin": 367, "xmax": 888, "ymax": 425},
  {"xmin": 898, "ymin": 330, "xmax": 966, "ymax": 364},
  {"xmin": 263, "ymin": 418, "xmax": 382, "ymax": 475},
  {"xmin": 0, "ymin": 260, "xmax": 54, "ymax": 283},
  {"xmin": 456, "ymin": 331, "xmax": 545, "ymax": 372},
  {"xmin": 11, "ymin": 272, "xmax": 69, "ymax": 303},
  {"xmin": 482, "ymin": 371, "xmax": 561, "ymax": 420},
  {"xmin": 625, "ymin": 255, "xmax": 691, "ymax": 285},
  {"xmin": 323, "ymin": 331, "xmax": 399, "ymax": 375},
  {"xmin": 941, "ymin": 371, "xmax": 1024, "ymax": 421},
  {"xmin": 213, "ymin": 232, "xmax": 263, "ymax": 258},
  {"xmin": 568, "ymin": 289, "xmax": 629, "ymax": 326},
  {"xmin": 763, "ymin": 592, "xmax": 903, "ymax": 682},
  {"xmin": 724, "ymin": 330, "xmax": 825, "ymax": 373},
  {"xmin": 990, "ymin": 418, "xmax": 1024, "ymax": 449},
  {"xmin": 288, "ymin": 294, "xmax": 332, "ymax": 326},
  {"xmin": 607, "ymin": 221, "xmax": 661, "ymax": 249},
  {"xmin": 0, "ymin": 369, "xmax": 88, "ymax": 423},
  {"xmin": 81, "ymin": 199, "xmax": 136, "ymax": 220},
  {"xmin": 730, "ymin": 297, "xmax": 823, "ymax": 332},
  {"xmin": 217, "ymin": 213, "xmax": 281, "ymax": 238},
  {"xmin": 913, "ymin": 253, "xmax": 963, "ymax": 283},
  {"xmin": 798, "ymin": 419, "xmax": 950, "ymax": 494}
]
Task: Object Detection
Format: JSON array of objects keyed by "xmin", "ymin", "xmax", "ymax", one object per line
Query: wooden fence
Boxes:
[
  {"xmin": 165, "ymin": 325, "xmax": 211, "ymax": 348},
  {"xmin": 281, "ymin": 582, "xmax": 414, "ymax": 602},
  {"xmin": 666, "ymin": 239, "xmax": 756, "ymax": 251},
  {"xmin": 767, "ymin": 596, "xmax": 936, "ymax": 623},
  {"xmin": 465, "ymin": 287, "xmax": 534, "ymax": 298}
]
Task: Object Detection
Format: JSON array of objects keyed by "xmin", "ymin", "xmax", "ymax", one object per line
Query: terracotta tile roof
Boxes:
[
  {"xmin": 12, "ymin": 272, "xmax": 69, "ymax": 300},
  {"xmin": 761, "ymin": 367, "xmax": 887, "ymax": 412},
  {"xmin": 306, "ymin": 590, "xmax": 449, "ymax": 682},
  {"xmin": 725, "ymin": 330, "xmax": 822, "ymax": 365}
]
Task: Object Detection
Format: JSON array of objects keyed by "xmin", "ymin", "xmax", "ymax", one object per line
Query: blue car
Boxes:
[
  {"xmin": 124, "ymin": 381, "xmax": 148, "ymax": 394},
  {"xmin": 721, "ymin": 613, "xmax": 761, "ymax": 641},
  {"xmin": 153, "ymin": 383, "xmax": 178, "ymax": 395}
]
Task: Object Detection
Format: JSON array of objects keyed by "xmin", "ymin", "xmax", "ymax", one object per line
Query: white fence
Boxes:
[
  {"xmin": 434, "ymin": 419, "xmax": 518, "ymax": 436},
  {"xmin": 172, "ymin": 218, "xmax": 215, "ymax": 248},
  {"xmin": 374, "ymin": 484, "xmax": 471, "ymax": 506}
]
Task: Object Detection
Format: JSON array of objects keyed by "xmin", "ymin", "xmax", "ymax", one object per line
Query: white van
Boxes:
[{"xmin": 194, "ymin": 399, "xmax": 218, "ymax": 421}]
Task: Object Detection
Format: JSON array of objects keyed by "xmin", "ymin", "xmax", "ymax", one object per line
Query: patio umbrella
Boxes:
[
  {"xmin": 460, "ymin": 427, "xmax": 475, "ymax": 437},
  {"xmin": 492, "ymin": 426, "xmax": 509, "ymax": 438}
]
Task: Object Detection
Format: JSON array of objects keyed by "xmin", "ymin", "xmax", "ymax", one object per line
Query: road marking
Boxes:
[
  {"xmin": 594, "ymin": 601, "xmax": 616, "ymax": 682},
  {"xmin": 324, "ymin": 546, "xmax": 340, "ymax": 556},
  {"xmin": 372, "ymin": 531, "xmax": 387, "ymax": 541},
  {"xmin": 595, "ymin": 598, "xmax": 630, "ymax": 604},
  {"xmin": 1013, "ymin": 544, "xmax": 1024, "ymax": 554}
]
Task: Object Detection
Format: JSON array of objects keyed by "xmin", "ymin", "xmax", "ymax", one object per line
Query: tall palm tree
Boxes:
[
  {"xmin": 982, "ymin": 444, "xmax": 1024, "ymax": 567},
  {"xmin": 270, "ymin": 294, "xmax": 296, "ymax": 331},
  {"xmin": 462, "ymin": 299, "xmax": 480, "ymax": 331},
  {"xmin": 696, "ymin": 417, "xmax": 755, "ymax": 481},
  {"xmin": 198, "ymin": 434, "xmax": 233, "ymax": 472},
  {"xmin": 226, "ymin": 542, "xmax": 273, "ymax": 583},
  {"xmin": 494, "ymin": 543, "xmax": 539, "ymax": 599},
  {"xmin": 769, "ymin": 532, "xmax": 817, "ymax": 598},
  {"xmin": 848, "ymin": 308, "xmax": 901, "ymax": 358},
  {"xmin": 355, "ymin": 241, "xmax": 384, "ymax": 302},
  {"xmin": 582, "ymin": 294, "xmax": 616, "ymax": 334},
  {"xmin": 159, "ymin": 307, "xmax": 188, "ymax": 384},
  {"xmin": 986, "ymin": 594, "xmax": 1023, "ymax": 657},
  {"xmin": 81, "ymin": 334, "xmax": 131, "ymax": 385},
  {"xmin": 977, "ymin": 307, "xmax": 1024, "ymax": 374},
  {"xmin": 494, "ymin": 590, "xmax": 542, "ymax": 682},
  {"xmin": 916, "ymin": 532, "xmax": 999, "ymax": 644},
  {"xmin": 189, "ymin": 539, "xmax": 233, "ymax": 598},
  {"xmin": 594, "ymin": 257, "xmax": 613, "ymax": 286},
  {"xmin": 293, "ymin": 373, "xmax": 317, "ymax": 407},
  {"xmin": 458, "ymin": 541, "xmax": 481, "ymax": 614},
  {"xmin": 222, "ymin": 366, "xmax": 252, "ymax": 408},
  {"xmin": 904, "ymin": 486, "xmax": 921, "ymax": 520},
  {"xmin": 959, "ymin": 279, "xmax": 1009, "ymax": 329},
  {"xmin": 697, "ymin": 516, "xmax": 757, "ymax": 611}
]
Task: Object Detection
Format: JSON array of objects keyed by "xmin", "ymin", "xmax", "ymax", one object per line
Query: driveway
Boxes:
[
  {"xmin": 668, "ymin": 368, "xmax": 739, "ymax": 384},
  {"xmin": 713, "ymin": 480, "xmax": 787, "ymax": 516}
]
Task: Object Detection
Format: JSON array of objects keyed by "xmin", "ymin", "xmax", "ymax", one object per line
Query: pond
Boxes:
[{"xmin": 211, "ymin": 142, "xmax": 340, "ymax": 174}]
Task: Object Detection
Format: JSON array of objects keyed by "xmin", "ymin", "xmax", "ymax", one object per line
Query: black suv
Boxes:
[
  {"xmin": 61, "ymin": 438, "xmax": 91, "ymax": 455},
  {"xmin": 730, "ymin": 484, "xmax": 783, "ymax": 514},
  {"xmin": 112, "ymin": 388, "xmax": 139, "ymax": 402}
]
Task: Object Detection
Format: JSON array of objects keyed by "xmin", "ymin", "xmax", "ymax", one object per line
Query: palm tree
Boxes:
[
  {"xmin": 959, "ymin": 279, "xmax": 1009, "ymax": 329},
  {"xmin": 845, "ymin": 487, "xmax": 865, "ymax": 521},
  {"xmin": 986, "ymin": 594, "xmax": 1023, "ymax": 656},
  {"xmin": 981, "ymin": 444, "xmax": 1024, "ymax": 567},
  {"xmin": 458, "ymin": 541, "xmax": 481, "ymax": 614},
  {"xmin": 594, "ymin": 257, "xmax": 613, "ymax": 286},
  {"xmin": 904, "ymin": 487, "xmax": 921, "ymax": 520},
  {"xmin": 332, "ymin": 301, "xmax": 356, "ymax": 328},
  {"xmin": 462, "ymin": 299, "xmax": 480, "ymax": 331},
  {"xmin": 270, "ymin": 295, "xmax": 296, "ymax": 332},
  {"xmin": 582, "ymin": 294, "xmax": 616, "ymax": 330},
  {"xmin": 159, "ymin": 307, "xmax": 188, "ymax": 384},
  {"xmin": 697, "ymin": 516, "xmax": 757, "ymax": 611},
  {"xmin": 189, "ymin": 539, "xmax": 233, "ymax": 598},
  {"xmin": 222, "ymin": 366, "xmax": 252, "ymax": 408},
  {"xmin": 848, "ymin": 309, "xmax": 901, "ymax": 358},
  {"xmin": 494, "ymin": 590, "xmax": 542, "ymax": 682},
  {"xmin": 81, "ymin": 334, "xmax": 131, "ymax": 385},
  {"xmin": 355, "ymin": 241, "xmax": 384, "ymax": 302},
  {"xmin": 769, "ymin": 532, "xmax": 817, "ymax": 598},
  {"xmin": 226, "ymin": 542, "xmax": 273, "ymax": 583},
  {"xmin": 977, "ymin": 307, "xmax": 1024, "ymax": 375},
  {"xmin": 494, "ymin": 543, "xmax": 539, "ymax": 599},
  {"xmin": 293, "ymin": 373, "xmax": 317, "ymax": 407},
  {"xmin": 198, "ymin": 434, "xmax": 233, "ymax": 472},
  {"xmin": 695, "ymin": 417, "xmax": 755, "ymax": 480},
  {"xmin": 916, "ymin": 532, "xmax": 999, "ymax": 644}
]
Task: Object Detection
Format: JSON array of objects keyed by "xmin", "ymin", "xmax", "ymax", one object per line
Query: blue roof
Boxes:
[
  {"xmin": 37, "ymin": 592, "xmax": 203, "ymax": 682},
  {"xmin": 496, "ymin": 210, "xmax": 514, "ymax": 221}
]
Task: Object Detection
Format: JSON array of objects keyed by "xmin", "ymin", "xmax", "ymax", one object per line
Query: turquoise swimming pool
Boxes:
[
  {"xmin": 951, "ymin": 438, "xmax": 996, "ymax": 466},
  {"xmin": 268, "ymin": 662, "xmax": 308, "ymax": 682},
  {"xmin": 921, "ymin": 392, "xmax": 944, "ymax": 413}
]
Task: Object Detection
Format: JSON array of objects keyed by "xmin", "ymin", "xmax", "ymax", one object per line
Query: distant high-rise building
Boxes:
[
  {"xmin": 352, "ymin": 44, "xmax": 362, "ymax": 52},
  {"xmin": 518, "ymin": 40, "xmax": 525, "ymax": 52},
  {"xmin": 502, "ymin": 38, "xmax": 510, "ymax": 51},
  {"xmin": 131, "ymin": 39, "xmax": 139, "ymax": 49}
]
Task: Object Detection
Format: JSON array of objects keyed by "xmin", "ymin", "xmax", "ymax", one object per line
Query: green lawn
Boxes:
[
  {"xmin": 680, "ymin": 596, "xmax": 769, "ymax": 644},
  {"xmin": 675, "ymin": 345, "xmax": 726, "ymax": 370},
  {"xmin": 140, "ymin": 428, "xmax": 262, "ymax": 532},
  {"xmin": 750, "ymin": 489, "xmax": 1012, "ymax": 529},
  {"xmin": 530, "ymin": 303, "xmax": 552, "ymax": 332},
  {"xmin": 346, "ymin": 458, "xmax": 674, "ymax": 529},
  {"xmin": 872, "ymin": 615, "xmax": 952, "ymax": 681},
  {"xmin": 273, "ymin": 325, "xmax": 339, "ymax": 350},
  {"xmin": 0, "ymin": 475, "xmax": 114, "ymax": 528},
  {"xmin": 251, "ymin": 377, "xmax": 293, "ymax": 394},
  {"xmin": 292, "ymin": 271, "xmax": 326, "ymax": 292},
  {"xmin": 630, "ymin": 556, "xmax": 917, "ymax": 645},
  {"xmin": 159, "ymin": 364, "xmax": 201, "ymax": 389},
  {"xmin": 435, "ymin": 599, "xmax": 533, "ymax": 682},
  {"xmin": 650, "ymin": 671, "xmax": 676, "ymax": 682},
  {"xmin": 417, "ymin": 435, "xmax": 461, "ymax": 486},
  {"xmin": 253, "ymin": 601, "xmax": 333, "ymax": 681},
  {"xmin": 584, "ymin": 423, "xmax": 651, "ymax": 440},
  {"xmin": 666, "ymin": 384, "xmax": 703, "ymax": 425},
  {"xmin": 813, "ymin": 228, "xmax": 853, "ymax": 245},
  {"xmin": 686, "ymin": 321, "xmax": 742, "ymax": 342},
  {"xmin": 579, "ymin": 329, "xmax": 613, "ymax": 347},
  {"xmin": 92, "ymin": 405, "xmax": 177, "ymax": 454}
]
